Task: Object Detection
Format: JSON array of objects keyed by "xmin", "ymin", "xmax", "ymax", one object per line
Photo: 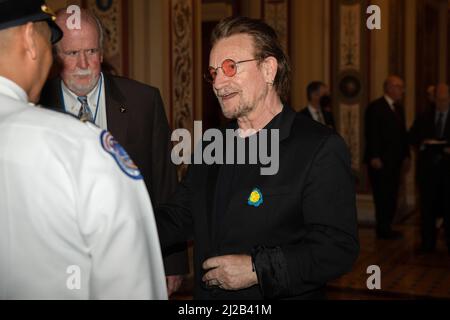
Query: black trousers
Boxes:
[
  {"xmin": 418, "ymin": 161, "xmax": 450, "ymax": 251},
  {"xmin": 368, "ymin": 164, "xmax": 402, "ymax": 235}
]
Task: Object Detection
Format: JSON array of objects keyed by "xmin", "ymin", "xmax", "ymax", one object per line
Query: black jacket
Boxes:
[
  {"xmin": 364, "ymin": 96, "xmax": 410, "ymax": 166},
  {"xmin": 409, "ymin": 108, "xmax": 450, "ymax": 182},
  {"xmin": 156, "ymin": 106, "xmax": 359, "ymax": 299}
]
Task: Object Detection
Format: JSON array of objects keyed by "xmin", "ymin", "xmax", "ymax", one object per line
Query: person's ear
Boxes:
[
  {"xmin": 262, "ymin": 56, "xmax": 278, "ymax": 84},
  {"xmin": 23, "ymin": 22, "xmax": 39, "ymax": 61}
]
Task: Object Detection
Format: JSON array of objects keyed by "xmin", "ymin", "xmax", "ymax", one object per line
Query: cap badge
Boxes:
[{"xmin": 41, "ymin": 4, "xmax": 56, "ymax": 21}]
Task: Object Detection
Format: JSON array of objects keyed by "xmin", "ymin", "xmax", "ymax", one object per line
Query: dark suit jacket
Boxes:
[
  {"xmin": 156, "ymin": 106, "xmax": 359, "ymax": 299},
  {"xmin": 364, "ymin": 97, "xmax": 410, "ymax": 167},
  {"xmin": 409, "ymin": 108, "xmax": 450, "ymax": 182},
  {"xmin": 299, "ymin": 106, "xmax": 335, "ymax": 129},
  {"xmin": 39, "ymin": 75, "xmax": 188, "ymax": 275}
]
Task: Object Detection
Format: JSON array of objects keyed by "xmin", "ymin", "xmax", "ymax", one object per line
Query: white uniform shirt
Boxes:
[
  {"xmin": 0, "ymin": 76, "xmax": 167, "ymax": 300},
  {"xmin": 61, "ymin": 73, "xmax": 108, "ymax": 130}
]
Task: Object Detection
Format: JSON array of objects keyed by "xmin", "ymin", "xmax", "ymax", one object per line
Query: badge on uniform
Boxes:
[
  {"xmin": 100, "ymin": 130, "xmax": 143, "ymax": 180},
  {"xmin": 248, "ymin": 188, "xmax": 263, "ymax": 207}
]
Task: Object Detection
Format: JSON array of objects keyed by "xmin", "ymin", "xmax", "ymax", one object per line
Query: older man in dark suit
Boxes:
[
  {"xmin": 364, "ymin": 75, "xmax": 411, "ymax": 240},
  {"xmin": 409, "ymin": 83, "xmax": 450, "ymax": 254},
  {"xmin": 156, "ymin": 17, "xmax": 359, "ymax": 300},
  {"xmin": 38, "ymin": 8, "xmax": 188, "ymax": 296}
]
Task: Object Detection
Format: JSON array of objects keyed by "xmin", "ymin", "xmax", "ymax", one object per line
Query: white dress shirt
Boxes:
[
  {"xmin": 307, "ymin": 104, "xmax": 325, "ymax": 125},
  {"xmin": 384, "ymin": 95, "xmax": 396, "ymax": 112},
  {"xmin": 0, "ymin": 76, "xmax": 167, "ymax": 300}
]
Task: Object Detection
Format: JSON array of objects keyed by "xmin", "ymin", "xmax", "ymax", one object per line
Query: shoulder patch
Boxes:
[{"xmin": 100, "ymin": 130, "xmax": 143, "ymax": 180}]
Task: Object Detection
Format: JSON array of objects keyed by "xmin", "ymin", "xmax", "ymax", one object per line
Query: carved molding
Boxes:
[
  {"xmin": 171, "ymin": 0, "xmax": 194, "ymax": 133},
  {"xmin": 171, "ymin": 0, "xmax": 195, "ymax": 179},
  {"xmin": 339, "ymin": 103, "xmax": 360, "ymax": 171},
  {"xmin": 263, "ymin": 0, "xmax": 289, "ymax": 54},
  {"xmin": 332, "ymin": 0, "xmax": 369, "ymax": 190},
  {"xmin": 340, "ymin": 3, "xmax": 360, "ymax": 71},
  {"xmin": 87, "ymin": 0, "xmax": 127, "ymax": 76}
]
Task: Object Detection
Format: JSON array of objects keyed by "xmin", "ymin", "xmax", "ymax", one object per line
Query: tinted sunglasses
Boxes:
[{"xmin": 204, "ymin": 58, "xmax": 258, "ymax": 83}]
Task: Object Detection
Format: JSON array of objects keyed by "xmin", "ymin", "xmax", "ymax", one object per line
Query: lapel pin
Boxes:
[
  {"xmin": 248, "ymin": 188, "xmax": 263, "ymax": 207},
  {"xmin": 120, "ymin": 107, "xmax": 127, "ymax": 113}
]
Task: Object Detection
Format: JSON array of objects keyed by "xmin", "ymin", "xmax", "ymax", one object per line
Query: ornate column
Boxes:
[
  {"xmin": 86, "ymin": 0, "xmax": 129, "ymax": 76},
  {"xmin": 332, "ymin": 0, "xmax": 369, "ymax": 179},
  {"xmin": 170, "ymin": 0, "xmax": 195, "ymax": 134}
]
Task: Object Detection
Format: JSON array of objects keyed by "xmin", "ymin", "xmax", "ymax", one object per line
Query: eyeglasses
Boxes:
[{"xmin": 204, "ymin": 58, "xmax": 258, "ymax": 83}]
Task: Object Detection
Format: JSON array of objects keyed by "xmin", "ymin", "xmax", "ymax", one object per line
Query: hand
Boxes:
[
  {"xmin": 166, "ymin": 275, "xmax": 184, "ymax": 297},
  {"xmin": 423, "ymin": 139, "xmax": 447, "ymax": 145},
  {"xmin": 202, "ymin": 255, "xmax": 258, "ymax": 291},
  {"xmin": 370, "ymin": 158, "xmax": 383, "ymax": 170}
]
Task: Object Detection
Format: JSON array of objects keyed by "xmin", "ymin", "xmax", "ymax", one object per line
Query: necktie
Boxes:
[
  {"xmin": 316, "ymin": 110, "xmax": 325, "ymax": 125},
  {"xmin": 77, "ymin": 96, "xmax": 94, "ymax": 123},
  {"xmin": 435, "ymin": 112, "xmax": 444, "ymax": 139}
]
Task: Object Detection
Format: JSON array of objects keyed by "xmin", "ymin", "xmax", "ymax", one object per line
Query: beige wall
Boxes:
[
  {"xmin": 290, "ymin": 0, "xmax": 330, "ymax": 110},
  {"xmin": 128, "ymin": 0, "xmax": 171, "ymax": 117}
]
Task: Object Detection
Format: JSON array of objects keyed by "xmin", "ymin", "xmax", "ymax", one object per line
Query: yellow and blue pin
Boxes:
[{"xmin": 248, "ymin": 188, "xmax": 263, "ymax": 207}]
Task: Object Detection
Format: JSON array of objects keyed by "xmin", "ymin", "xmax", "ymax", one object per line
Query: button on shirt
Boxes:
[{"xmin": 61, "ymin": 73, "xmax": 108, "ymax": 129}]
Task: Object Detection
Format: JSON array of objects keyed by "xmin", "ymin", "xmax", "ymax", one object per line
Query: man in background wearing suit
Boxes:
[
  {"xmin": 364, "ymin": 75, "xmax": 411, "ymax": 240},
  {"xmin": 300, "ymin": 81, "xmax": 335, "ymax": 129},
  {"xmin": 39, "ymin": 8, "xmax": 188, "ymax": 296},
  {"xmin": 409, "ymin": 83, "xmax": 450, "ymax": 254}
]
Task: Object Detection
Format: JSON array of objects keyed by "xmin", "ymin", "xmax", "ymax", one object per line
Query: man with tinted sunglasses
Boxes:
[{"xmin": 156, "ymin": 16, "xmax": 359, "ymax": 300}]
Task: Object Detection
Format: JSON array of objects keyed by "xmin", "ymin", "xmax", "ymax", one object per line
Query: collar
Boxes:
[
  {"xmin": 307, "ymin": 104, "xmax": 321, "ymax": 115},
  {"xmin": 307, "ymin": 104, "xmax": 323, "ymax": 121},
  {"xmin": 226, "ymin": 105, "xmax": 295, "ymax": 142},
  {"xmin": 384, "ymin": 95, "xmax": 395, "ymax": 110},
  {"xmin": 0, "ymin": 76, "xmax": 28, "ymax": 103},
  {"xmin": 61, "ymin": 73, "xmax": 103, "ymax": 113}
]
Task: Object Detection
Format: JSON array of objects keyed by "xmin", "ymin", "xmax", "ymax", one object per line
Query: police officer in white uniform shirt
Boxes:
[{"xmin": 0, "ymin": 0, "xmax": 167, "ymax": 300}]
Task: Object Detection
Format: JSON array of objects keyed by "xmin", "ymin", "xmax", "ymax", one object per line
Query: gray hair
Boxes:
[
  {"xmin": 92, "ymin": 13, "xmax": 104, "ymax": 51},
  {"xmin": 54, "ymin": 8, "xmax": 104, "ymax": 51}
]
